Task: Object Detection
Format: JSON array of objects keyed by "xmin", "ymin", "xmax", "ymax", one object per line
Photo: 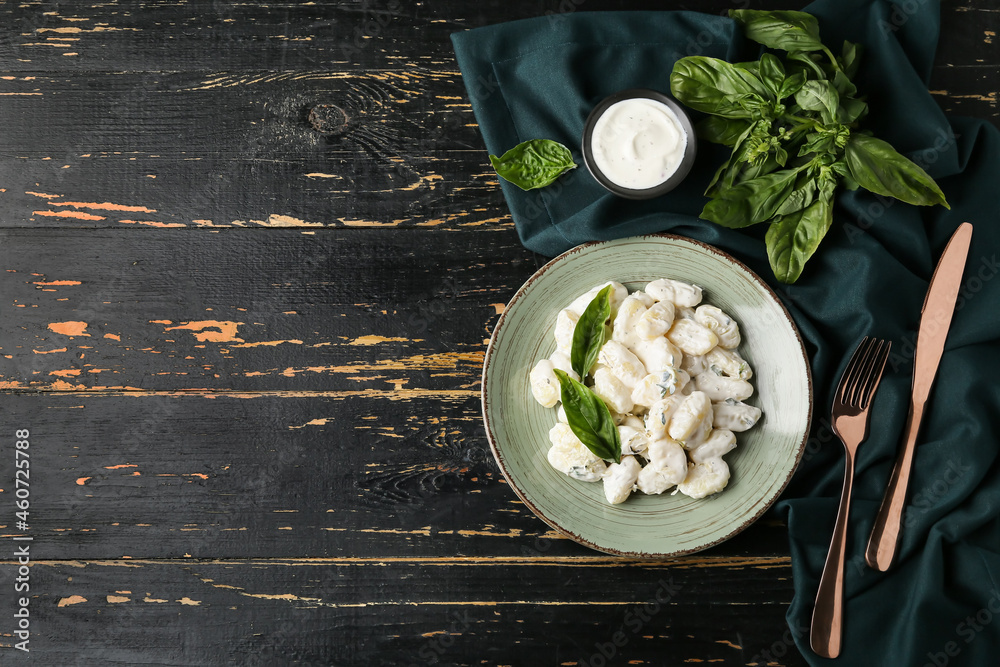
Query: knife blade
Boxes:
[{"xmin": 865, "ymin": 222, "xmax": 973, "ymax": 571}]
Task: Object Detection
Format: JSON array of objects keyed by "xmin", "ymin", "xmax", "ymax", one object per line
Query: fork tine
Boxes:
[
  {"xmin": 838, "ymin": 336, "xmax": 875, "ymax": 406},
  {"xmin": 856, "ymin": 340, "xmax": 891, "ymax": 409},
  {"xmin": 845, "ymin": 337, "xmax": 879, "ymax": 406}
]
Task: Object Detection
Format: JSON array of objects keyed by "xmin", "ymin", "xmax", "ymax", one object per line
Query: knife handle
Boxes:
[{"xmin": 865, "ymin": 401, "xmax": 925, "ymax": 571}]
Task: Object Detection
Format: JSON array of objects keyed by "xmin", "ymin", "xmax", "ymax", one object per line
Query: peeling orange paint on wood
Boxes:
[
  {"xmin": 75, "ymin": 477, "xmax": 91, "ymax": 486},
  {"xmin": 278, "ymin": 352, "xmax": 484, "ymax": 377},
  {"xmin": 57, "ymin": 595, "xmax": 87, "ymax": 607},
  {"xmin": 162, "ymin": 320, "xmax": 244, "ymax": 343},
  {"xmin": 51, "ymin": 201, "xmax": 157, "ymax": 213},
  {"xmin": 239, "ymin": 592, "xmax": 322, "ymax": 603},
  {"xmin": 103, "ymin": 333, "xmax": 121, "ymax": 341},
  {"xmin": 105, "ymin": 464, "xmax": 137, "ymax": 470},
  {"xmin": 34, "ymin": 209, "xmax": 106, "ymax": 221},
  {"xmin": 120, "ymin": 219, "xmax": 186, "ymax": 228},
  {"xmin": 348, "ymin": 335, "xmax": 410, "ymax": 345},
  {"xmin": 33, "ymin": 280, "xmax": 82, "ymax": 286},
  {"xmin": 49, "ymin": 321, "xmax": 89, "ymax": 336},
  {"xmin": 230, "ymin": 339, "xmax": 303, "ymax": 348},
  {"xmin": 32, "ymin": 348, "xmax": 68, "ymax": 355},
  {"xmin": 259, "ymin": 214, "xmax": 323, "ymax": 228},
  {"xmin": 289, "ymin": 418, "xmax": 331, "ymax": 429},
  {"xmin": 50, "ymin": 369, "xmax": 82, "ymax": 377},
  {"xmin": 107, "ymin": 595, "xmax": 130, "ymax": 603}
]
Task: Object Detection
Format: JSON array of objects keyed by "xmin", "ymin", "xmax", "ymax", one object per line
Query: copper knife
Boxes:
[{"xmin": 865, "ymin": 222, "xmax": 973, "ymax": 571}]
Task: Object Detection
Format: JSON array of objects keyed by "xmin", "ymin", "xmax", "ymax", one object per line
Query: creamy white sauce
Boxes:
[{"xmin": 590, "ymin": 98, "xmax": 688, "ymax": 190}]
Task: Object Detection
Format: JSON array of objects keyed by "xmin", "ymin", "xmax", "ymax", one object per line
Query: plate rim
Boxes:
[{"xmin": 481, "ymin": 233, "xmax": 814, "ymax": 558}]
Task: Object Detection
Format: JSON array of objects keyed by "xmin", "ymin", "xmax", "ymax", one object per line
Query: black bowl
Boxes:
[{"xmin": 581, "ymin": 88, "xmax": 697, "ymax": 200}]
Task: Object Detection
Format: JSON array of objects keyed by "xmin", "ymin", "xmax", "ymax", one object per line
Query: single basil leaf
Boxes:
[
  {"xmin": 696, "ymin": 116, "xmax": 753, "ymax": 146},
  {"xmin": 840, "ymin": 40, "xmax": 863, "ymax": 79},
  {"xmin": 553, "ymin": 369, "xmax": 622, "ymax": 464},
  {"xmin": 787, "ymin": 51, "xmax": 827, "ymax": 80},
  {"xmin": 725, "ymin": 167, "xmax": 803, "ymax": 223},
  {"xmin": 758, "ymin": 53, "xmax": 786, "ymax": 99},
  {"xmin": 737, "ymin": 152, "xmax": 780, "ymax": 183},
  {"xmin": 778, "ymin": 71, "xmax": 807, "ymax": 100},
  {"xmin": 708, "ymin": 124, "xmax": 756, "ymax": 195},
  {"xmin": 775, "ymin": 144, "xmax": 789, "ymax": 167},
  {"xmin": 838, "ymin": 97, "xmax": 868, "ymax": 124},
  {"xmin": 706, "ymin": 125, "xmax": 754, "ymax": 196},
  {"xmin": 730, "ymin": 9, "xmax": 825, "ymax": 53},
  {"xmin": 831, "ymin": 69, "xmax": 858, "ymax": 98},
  {"xmin": 733, "ymin": 60, "xmax": 762, "ymax": 78},
  {"xmin": 670, "ymin": 56, "xmax": 770, "ymax": 118},
  {"xmin": 765, "ymin": 193, "xmax": 835, "ymax": 284},
  {"xmin": 705, "ymin": 158, "xmax": 734, "ymax": 198},
  {"xmin": 817, "ymin": 167, "xmax": 838, "ymax": 199},
  {"xmin": 701, "ymin": 197, "xmax": 754, "ymax": 228},
  {"xmin": 840, "ymin": 168, "xmax": 860, "ymax": 191},
  {"xmin": 734, "ymin": 94, "xmax": 779, "ymax": 121},
  {"xmin": 570, "ymin": 285, "xmax": 612, "ymax": 378},
  {"xmin": 829, "ymin": 159, "xmax": 849, "ymax": 178},
  {"xmin": 775, "ymin": 178, "xmax": 818, "ymax": 216},
  {"xmin": 845, "ymin": 134, "xmax": 950, "ymax": 208},
  {"xmin": 797, "ymin": 132, "xmax": 834, "ymax": 157},
  {"xmin": 705, "ymin": 165, "xmax": 804, "ymax": 227},
  {"xmin": 488, "ymin": 139, "xmax": 577, "ymax": 191},
  {"xmin": 794, "ymin": 80, "xmax": 840, "ymax": 124}
]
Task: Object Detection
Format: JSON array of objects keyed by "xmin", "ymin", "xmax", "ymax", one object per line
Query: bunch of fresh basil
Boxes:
[
  {"xmin": 670, "ymin": 9, "xmax": 949, "ymax": 283},
  {"xmin": 553, "ymin": 285, "xmax": 622, "ymax": 464}
]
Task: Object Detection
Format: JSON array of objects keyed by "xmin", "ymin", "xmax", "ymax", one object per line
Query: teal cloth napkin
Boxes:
[{"xmin": 453, "ymin": 1, "xmax": 1000, "ymax": 664}]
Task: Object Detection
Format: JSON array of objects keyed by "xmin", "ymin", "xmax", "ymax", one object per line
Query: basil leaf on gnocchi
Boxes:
[{"xmin": 529, "ymin": 279, "xmax": 763, "ymax": 504}]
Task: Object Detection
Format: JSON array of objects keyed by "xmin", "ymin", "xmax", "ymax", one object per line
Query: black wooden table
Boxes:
[{"xmin": 1, "ymin": 1, "xmax": 996, "ymax": 665}]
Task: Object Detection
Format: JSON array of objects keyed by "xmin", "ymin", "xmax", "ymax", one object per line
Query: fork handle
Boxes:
[
  {"xmin": 810, "ymin": 452, "xmax": 855, "ymax": 659},
  {"xmin": 865, "ymin": 402, "xmax": 926, "ymax": 571}
]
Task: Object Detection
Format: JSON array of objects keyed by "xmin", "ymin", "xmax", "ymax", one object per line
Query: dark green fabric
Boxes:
[{"xmin": 453, "ymin": 1, "xmax": 1000, "ymax": 664}]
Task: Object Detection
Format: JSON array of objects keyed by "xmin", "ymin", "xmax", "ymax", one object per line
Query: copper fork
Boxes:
[{"xmin": 810, "ymin": 336, "xmax": 891, "ymax": 659}]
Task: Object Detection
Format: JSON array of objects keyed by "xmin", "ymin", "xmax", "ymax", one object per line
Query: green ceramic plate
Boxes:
[{"xmin": 481, "ymin": 234, "xmax": 812, "ymax": 557}]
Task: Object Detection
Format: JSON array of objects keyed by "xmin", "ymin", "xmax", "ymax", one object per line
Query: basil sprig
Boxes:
[
  {"xmin": 669, "ymin": 9, "xmax": 949, "ymax": 284},
  {"xmin": 553, "ymin": 369, "xmax": 622, "ymax": 464},
  {"xmin": 554, "ymin": 286, "xmax": 621, "ymax": 463},
  {"xmin": 489, "ymin": 139, "xmax": 577, "ymax": 190},
  {"xmin": 570, "ymin": 285, "xmax": 612, "ymax": 378}
]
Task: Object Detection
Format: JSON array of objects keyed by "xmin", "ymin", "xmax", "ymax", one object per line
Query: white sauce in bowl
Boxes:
[{"xmin": 590, "ymin": 98, "xmax": 688, "ymax": 190}]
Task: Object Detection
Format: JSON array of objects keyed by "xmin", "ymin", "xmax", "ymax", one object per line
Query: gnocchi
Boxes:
[{"xmin": 528, "ymin": 279, "xmax": 763, "ymax": 504}]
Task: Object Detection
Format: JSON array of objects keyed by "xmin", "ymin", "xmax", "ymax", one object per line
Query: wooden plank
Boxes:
[
  {"xmin": 4, "ymin": 558, "xmax": 805, "ymax": 665},
  {"xmin": 0, "ymin": 0, "xmax": 993, "ymax": 72},
  {"xmin": 0, "ymin": 391, "xmax": 796, "ymax": 560},
  {"xmin": 0, "ymin": 228, "xmax": 539, "ymax": 392},
  {"xmin": 0, "ymin": 0, "xmax": 812, "ymax": 71},
  {"xmin": 0, "ymin": 68, "xmax": 506, "ymax": 231},
  {"xmin": 933, "ymin": 3, "xmax": 1000, "ymax": 122}
]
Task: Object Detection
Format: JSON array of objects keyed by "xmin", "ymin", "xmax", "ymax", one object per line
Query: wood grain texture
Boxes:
[
  {"xmin": 1, "ymin": 391, "xmax": 802, "ymax": 560},
  {"xmin": 1, "ymin": 558, "xmax": 798, "ymax": 666},
  {"xmin": 2, "ymin": 0, "xmax": 998, "ymax": 664},
  {"xmin": 0, "ymin": 229, "xmax": 531, "ymax": 392}
]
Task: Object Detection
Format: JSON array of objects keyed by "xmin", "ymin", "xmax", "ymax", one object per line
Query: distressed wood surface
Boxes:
[{"xmin": 1, "ymin": 0, "xmax": 997, "ymax": 664}]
